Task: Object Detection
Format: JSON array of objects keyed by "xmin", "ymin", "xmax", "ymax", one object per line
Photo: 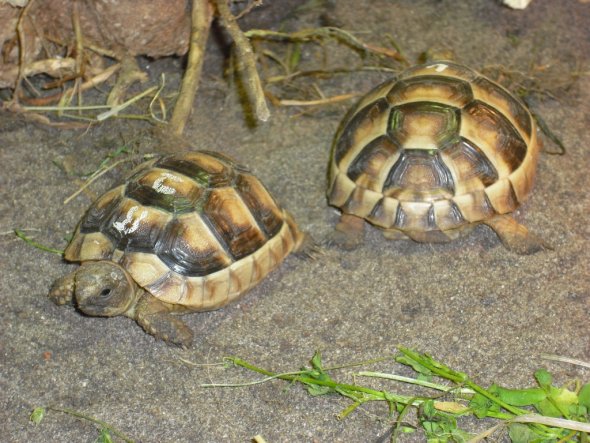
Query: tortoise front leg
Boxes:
[
  {"xmin": 133, "ymin": 292, "xmax": 194, "ymax": 348},
  {"xmin": 484, "ymin": 214, "xmax": 548, "ymax": 255},
  {"xmin": 48, "ymin": 270, "xmax": 77, "ymax": 306}
]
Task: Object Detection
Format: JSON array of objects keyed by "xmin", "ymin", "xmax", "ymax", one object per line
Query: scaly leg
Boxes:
[
  {"xmin": 484, "ymin": 214, "xmax": 548, "ymax": 255},
  {"xmin": 133, "ymin": 293, "xmax": 194, "ymax": 348},
  {"xmin": 328, "ymin": 213, "xmax": 366, "ymax": 250}
]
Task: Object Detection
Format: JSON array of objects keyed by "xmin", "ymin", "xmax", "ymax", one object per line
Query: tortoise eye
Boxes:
[{"xmin": 100, "ymin": 288, "xmax": 112, "ymax": 297}]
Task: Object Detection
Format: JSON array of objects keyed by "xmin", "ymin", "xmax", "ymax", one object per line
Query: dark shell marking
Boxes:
[
  {"xmin": 328, "ymin": 61, "xmax": 539, "ymax": 238},
  {"xmin": 65, "ymin": 151, "xmax": 301, "ymax": 309}
]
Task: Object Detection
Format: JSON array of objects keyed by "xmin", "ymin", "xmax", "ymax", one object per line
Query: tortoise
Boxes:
[
  {"xmin": 327, "ymin": 61, "xmax": 545, "ymax": 254},
  {"xmin": 49, "ymin": 151, "xmax": 309, "ymax": 347}
]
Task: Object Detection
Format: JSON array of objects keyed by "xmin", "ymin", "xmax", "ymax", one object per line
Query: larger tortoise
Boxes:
[
  {"xmin": 328, "ymin": 61, "xmax": 545, "ymax": 254},
  {"xmin": 50, "ymin": 151, "xmax": 307, "ymax": 347}
]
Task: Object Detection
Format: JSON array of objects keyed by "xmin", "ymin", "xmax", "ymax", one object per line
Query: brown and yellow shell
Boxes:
[
  {"xmin": 328, "ymin": 61, "xmax": 539, "ymax": 241},
  {"xmin": 65, "ymin": 151, "xmax": 303, "ymax": 310}
]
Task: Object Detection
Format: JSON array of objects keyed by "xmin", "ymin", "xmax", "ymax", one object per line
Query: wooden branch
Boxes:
[
  {"xmin": 214, "ymin": 0, "xmax": 270, "ymax": 122},
  {"xmin": 71, "ymin": 0, "xmax": 84, "ymax": 108},
  {"xmin": 168, "ymin": 0, "xmax": 214, "ymax": 136},
  {"xmin": 12, "ymin": 0, "xmax": 37, "ymax": 99}
]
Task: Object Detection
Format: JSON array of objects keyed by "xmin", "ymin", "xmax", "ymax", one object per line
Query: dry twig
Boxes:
[
  {"xmin": 169, "ymin": 0, "xmax": 214, "ymax": 136},
  {"xmin": 63, "ymin": 155, "xmax": 149, "ymax": 205},
  {"xmin": 106, "ymin": 56, "xmax": 148, "ymax": 106},
  {"xmin": 245, "ymin": 27, "xmax": 408, "ymax": 64},
  {"xmin": 278, "ymin": 93, "xmax": 360, "ymax": 107},
  {"xmin": 0, "ymin": 58, "xmax": 77, "ymax": 89},
  {"xmin": 214, "ymin": 0, "xmax": 270, "ymax": 122},
  {"xmin": 12, "ymin": 0, "xmax": 37, "ymax": 99},
  {"xmin": 71, "ymin": 0, "xmax": 84, "ymax": 110},
  {"xmin": 234, "ymin": 0, "xmax": 262, "ymax": 20}
]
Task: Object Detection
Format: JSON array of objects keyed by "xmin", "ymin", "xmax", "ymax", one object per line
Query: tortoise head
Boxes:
[{"xmin": 74, "ymin": 261, "xmax": 137, "ymax": 317}]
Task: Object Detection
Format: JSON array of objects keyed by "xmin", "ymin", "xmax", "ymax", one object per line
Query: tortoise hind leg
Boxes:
[
  {"xmin": 484, "ymin": 214, "xmax": 548, "ymax": 255},
  {"xmin": 283, "ymin": 211, "xmax": 322, "ymax": 259},
  {"xmin": 293, "ymin": 232, "xmax": 323, "ymax": 259},
  {"xmin": 133, "ymin": 293, "xmax": 194, "ymax": 348},
  {"xmin": 328, "ymin": 213, "xmax": 365, "ymax": 250}
]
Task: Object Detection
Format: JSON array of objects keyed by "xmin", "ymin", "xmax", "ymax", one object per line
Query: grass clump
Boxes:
[{"xmin": 203, "ymin": 346, "xmax": 590, "ymax": 442}]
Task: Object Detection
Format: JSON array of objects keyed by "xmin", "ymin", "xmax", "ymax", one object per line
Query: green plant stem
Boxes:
[
  {"xmin": 14, "ymin": 229, "xmax": 63, "ymax": 255},
  {"xmin": 358, "ymin": 370, "xmax": 474, "ymax": 395},
  {"xmin": 396, "ymin": 347, "xmax": 556, "ymax": 437},
  {"xmin": 226, "ymin": 357, "xmax": 414, "ymax": 405},
  {"xmin": 398, "ymin": 347, "xmax": 525, "ymax": 415},
  {"xmin": 45, "ymin": 406, "xmax": 135, "ymax": 443}
]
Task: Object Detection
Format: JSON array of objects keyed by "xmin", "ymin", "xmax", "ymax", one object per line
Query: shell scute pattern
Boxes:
[
  {"xmin": 203, "ymin": 186, "xmax": 267, "ymax": 259},
  {"xmin": 65, "ymin": 151, "xmax": 301, "ymax": 308},
  {"xmin": 471, "ymin": 76, "xmax": 532, "ymax": 139},
  {"xmin": 235, "ymin": 174, "xmax": 284, "ymax": 238},
  {"xmin": 334, "ymin": 98, "xmax": 391, "ymax": 167},
  {"xmin": 157, "ymin": 212, "xmax": 230, "ymax": 276},
  {"xmin": 386, "ymin": 75, "xmax": 473, "ymax": 108},
  {"xmin": 328, "ymin": 61, "xmax": 540, "ymax": 241},
  {"xmin": 79, "ymin": 186, "xmax": 125, "ymax": 234}
]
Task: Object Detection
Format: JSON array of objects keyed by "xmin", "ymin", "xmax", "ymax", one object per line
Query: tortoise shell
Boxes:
[
  {"xmin": 328, "ymin": 61, "xmax": 539, "ymax": 242},
  {"xmin": 64, "ymin": 151, "xmax": 303, "ymax": 310}
]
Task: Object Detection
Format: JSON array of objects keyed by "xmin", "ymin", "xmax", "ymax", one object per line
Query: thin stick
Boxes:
[
  {"xmin": 107, "ymin": 55, "xmax": 148, "ymax": 106},
  {"xmin": 511, "ymin": 414, "xmax": 590, "ymax": 433},
  {"xmin": 0, "ymin": 58, "xmax": 77, "ymax": 89},
  {"xmin": 63, "ymin": 157, "xmax": 136, "ymax": 205},
  {"xmin": 279, "ymin": 93, "xmax": 360, "ymax": 107},
  {"xmin": 149, "ymin": 74, "xmax": 168, "ymax": 122},
  {"xmin": 71, "ymin": 0, "xmax": 84, "ymax": 111},
  {"xmin": 235, "ymin": 0, "xmax": 262, "ymax": 20},
  {"xmin": 23, "ymin": 104, "xmax": 113, "ymax": 112},
  {"xmin": 245, "ymin": 27, "xmax": 407, "ymax": 64},
  {"xmin": 96, "ymin": 85, "xmax": 158, "ymax": 121},
  {"xmin": 12, "ymin": 0, "xmax": 37, "ymax": 99},
  {"xmin": 12, "ymin": 111, "xmax": 91, "ymax": 129},
  {"xmin": 540, "ymin": 354, "xmax": 590, "ymax": 369},
  {"xmin": 43, "ymin": 33, "xmax": 118, "ymax": 59},
  {"xmin": 169, "ymin": 0, "xmax": 214, "ymax": 136},
  {"xmin": 78, "ymin": 63, "xmax": 121, "ymax": 92},
  {"xmin": 265, "ymin": 66, "xmax": 398, "ymax": 84},
  {"xmin": 214, "ymin": 0, "xmax": 270, "ymax": 122},
  {"xmin": 20, "ymin": 63, "xmax": 121, "ymax": 107}
]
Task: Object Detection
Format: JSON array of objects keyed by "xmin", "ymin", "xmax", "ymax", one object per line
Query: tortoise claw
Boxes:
[{"xmin": 293, "ymin": 233, "xmax": 325, "ymax": 260}]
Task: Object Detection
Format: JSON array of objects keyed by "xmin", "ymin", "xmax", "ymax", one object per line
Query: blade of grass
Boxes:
[
  {"xmin": 358, "ymin": 370, "xmax": 474, "ymax": 395},
  {"xmin": 541, "ymin": 354, "xmax": 590, "ymax": 370},
  {"xmin": 511, "ymin": 414, "xmax": 590, "ymax": 433},
  {"xmin": 14, "ymin": 229, "xmax": 63, "ymax": 255},
  {"xmin": 31, "ymin": 406, "xmax": 136, "ymax": 443}
]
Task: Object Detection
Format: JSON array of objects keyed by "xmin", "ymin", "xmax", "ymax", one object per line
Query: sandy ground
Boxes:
[{"xmin": 1, "ymin": 0, "xmax": 589, "ymax": 441}]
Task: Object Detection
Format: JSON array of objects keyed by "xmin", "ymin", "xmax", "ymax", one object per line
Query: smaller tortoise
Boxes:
[
  {"xmin": 328, "ymin": 61, "xmax": 546, "ymax": 254},
  {"xmin": 50, "ymin": 151, "xmax": 308, "ymax": 347}
]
